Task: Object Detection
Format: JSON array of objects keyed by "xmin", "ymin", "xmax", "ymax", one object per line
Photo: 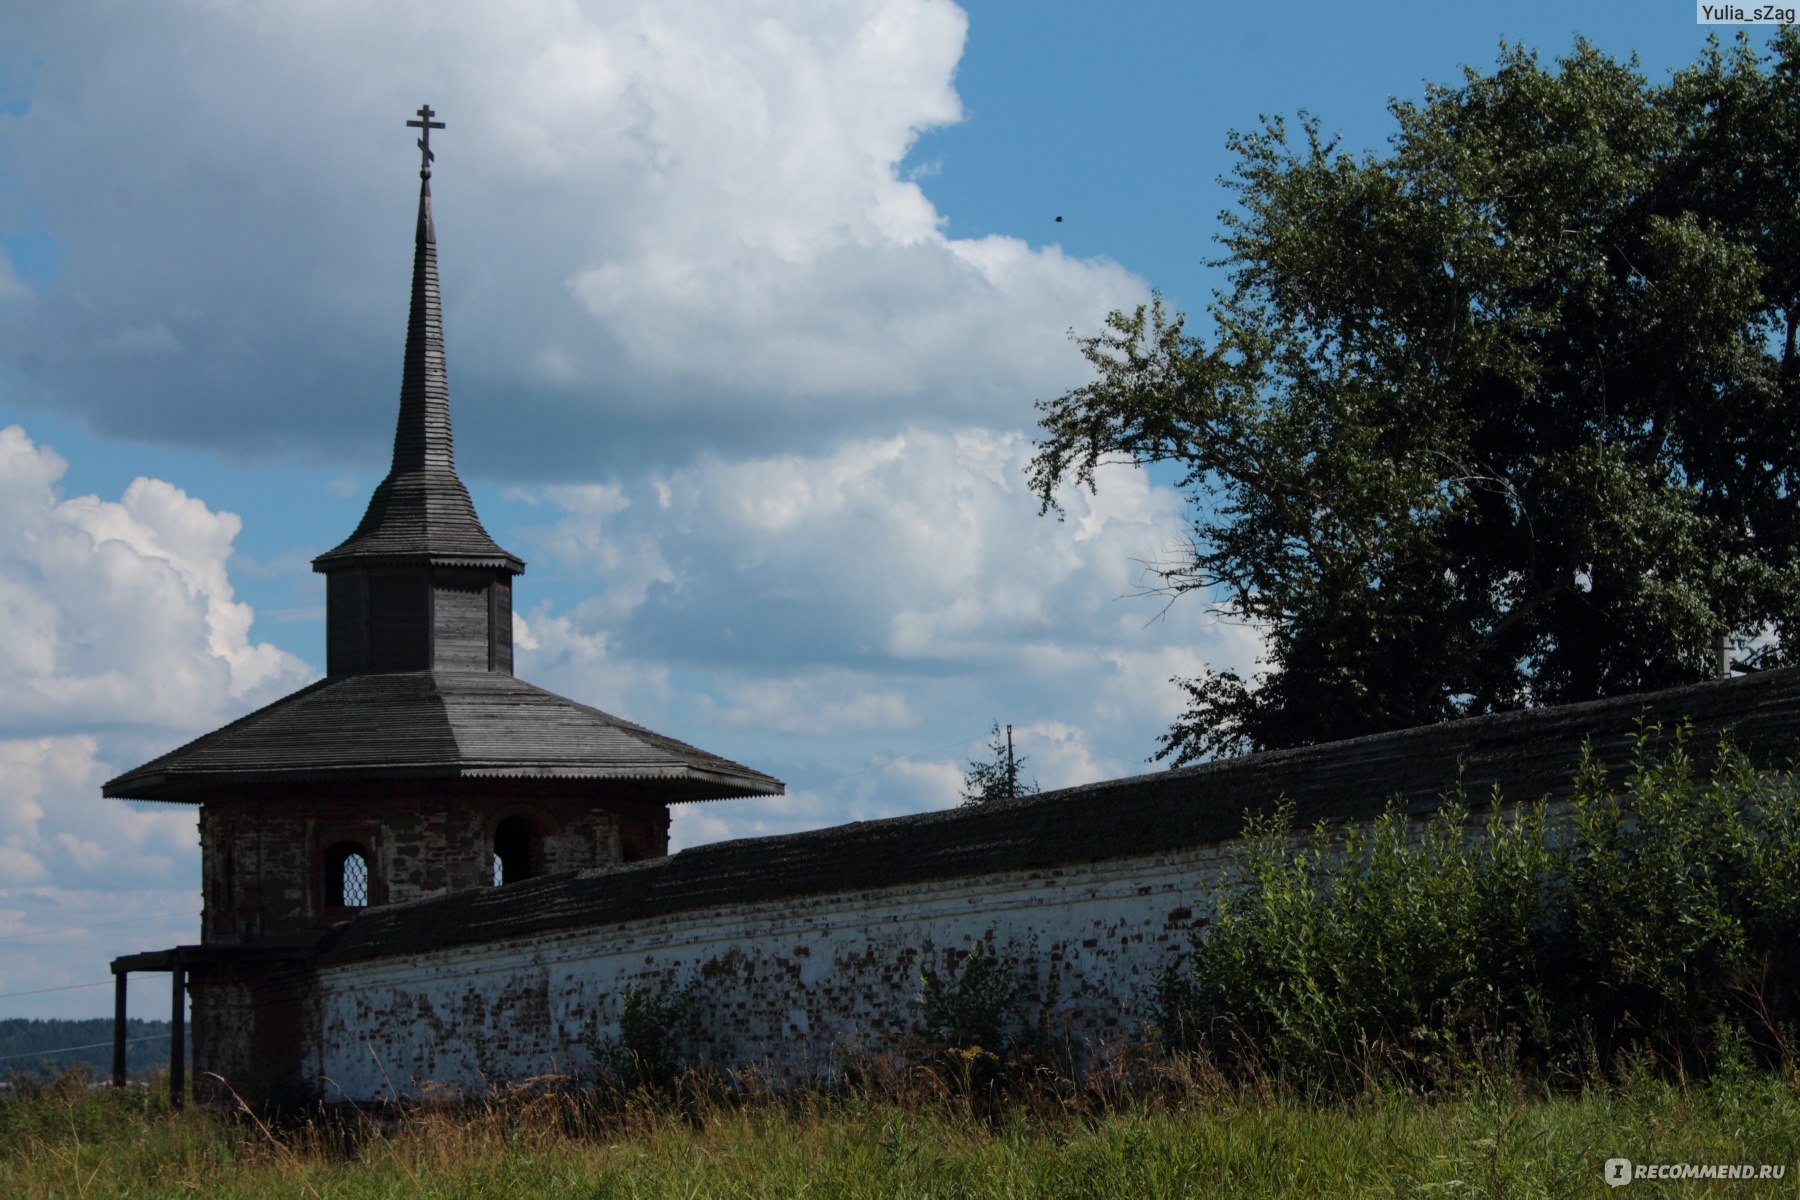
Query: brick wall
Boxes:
[
  {"xmin": 306, "ymin": 838, "xmax": 1251, "ymax": 1099},
  {"xmin": 194, "ymin": 782, "xmax": 658, "ymax": 942},
  {"xmin": 203, "ymin": 669, "xmax": 1800, "ymax": 1104}
]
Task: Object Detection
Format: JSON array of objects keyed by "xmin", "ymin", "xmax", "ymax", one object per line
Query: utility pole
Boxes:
[{"xmin": 1006, "ymin": 724, "xmax": 1016, "ymax": 801}]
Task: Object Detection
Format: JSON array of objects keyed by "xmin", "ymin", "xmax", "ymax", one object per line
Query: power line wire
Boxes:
[
  {"xmin": 0, "ymin": 981, "xmax": 114, "ymax": 1001},
  {"xmin": 0, "ymin": 1035, "xmax": 169, "ymax": 1064},
  {"xmin": 0, "ymin": 912, "xmax": 199, "ymax": 943}
]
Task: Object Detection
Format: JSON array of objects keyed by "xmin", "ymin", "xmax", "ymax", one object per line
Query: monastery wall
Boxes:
[
  {"xmin": 267, "ymin": 668, "xmax": 1800, "ymax": 1104},
  {"xmin": 309, "ymin": 839, "xmax": 1240, "ymax": 1100}
]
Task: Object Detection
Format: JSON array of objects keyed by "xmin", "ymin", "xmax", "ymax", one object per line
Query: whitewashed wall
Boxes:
[{"xmin": 311, "ymin": 841, "xmax": 1245, "ymax": 1100}]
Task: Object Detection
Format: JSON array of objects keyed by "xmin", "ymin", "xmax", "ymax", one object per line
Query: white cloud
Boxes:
[
  {"xmin": 0, "ymin": 735, "xmax": 199, "ymax": 901},
  {"xmin": 513, "ymin": 602, "xmax": 678, "ymax": 720},
  {"xmin": 1009, "ymin": 720, "xmax": 1105, "ymax": 791},
  {"xmin": 636, "ymin": 426, "xmax": 1210, "ymax": 672},
  {"xmin": 508, "ymin": 423, "xmax": 1260, "ymax": 695},
  {"xmin": 703, "ymin": 675, "xmax": 918, "ymax": 735},
  {"xmin": 878, "ymin": 755, "xmax": 964, "ymax": 810},
  {"xmin": 0, "ymin": 1, "xmax": 1145, "ymax": 467},
  {"xmin": 0, "ymin": 428, "xmax": 315, "ymax": 1015},
  {"xmin": 0, "ymin": 845, "xmax": 48, "ymax": 885},
  {"xmin": 509, "ymin": 424, "xmax": 1262, "ymax": 850},
  {"xmin": 0, "ymin": 426, "xmax": 313, "ymax": 732}
]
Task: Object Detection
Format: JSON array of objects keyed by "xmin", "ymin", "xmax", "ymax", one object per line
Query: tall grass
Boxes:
[{"xmin": 3, "ymin": 1057, "xmax": 1798, "ymax": 1198}]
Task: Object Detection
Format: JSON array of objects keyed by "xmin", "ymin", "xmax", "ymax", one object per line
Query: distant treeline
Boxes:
[{"xmin": 0, "ymin": 1018, "xmax": 184, "ymax": 1082}]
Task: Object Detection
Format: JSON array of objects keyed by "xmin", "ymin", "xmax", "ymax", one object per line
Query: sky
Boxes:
[{"xmin": 0, "ymin": 1, "xmax": 1782, "ymax": 1022}]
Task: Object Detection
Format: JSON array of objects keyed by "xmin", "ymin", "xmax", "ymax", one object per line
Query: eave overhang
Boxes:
[{"xmin": 102, "ymin": 671, "xmax": 785, "ymax": 805}]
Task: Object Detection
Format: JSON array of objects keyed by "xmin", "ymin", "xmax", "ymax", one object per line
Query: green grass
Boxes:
[{"xmin": 4, "ymin": 1063, "xmax": 1799, "ymax": 1198}]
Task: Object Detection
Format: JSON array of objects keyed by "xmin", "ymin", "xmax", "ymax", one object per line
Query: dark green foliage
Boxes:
[
  {"xmin": 914, "ymin": 940, "xmax": 1057, "ymax": 1094},
  {"xmin": 1031, "ymin": 34, "xmax": 1800, "ymax": 762},
  {"xmin": 0, "ymin": 1018, "xmax": 178, "ymax": 1083},
  {"xmin": 1157, "ymin": 733, "xmax": 1800, "ymax": 1089},
  {"xmin": 586, "ymin": 978, "xmax": 705, "ymax": 1093},
  {"xmin": 960, "ymin": 723, "xmax": 1040, "ymax": 807}
]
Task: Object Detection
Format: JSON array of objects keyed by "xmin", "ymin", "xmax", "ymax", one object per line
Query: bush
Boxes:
[
  {"xmin": 913, "ymin": 940, "xmax": 1058, "ymax": 1097},
  {"xmin": 1159, "ymin": 728, "xmax": 1800, "ymax": 1089},
  {"xmin": 587, "ymin": 978, "xmax": 705, "ymax": 1093}
]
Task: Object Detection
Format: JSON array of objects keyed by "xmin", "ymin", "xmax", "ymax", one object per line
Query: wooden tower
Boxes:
[{"xmin": 104, "ymin": 109, "xmax": 782, "ymax": 1105}]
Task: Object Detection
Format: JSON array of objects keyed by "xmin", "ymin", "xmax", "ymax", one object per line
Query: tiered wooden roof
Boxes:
[
  {"xmin": 104, "ymin": 120, "xmax": 781, "ymax": 807},
  {"xmin": 102, "ymin": 672, "xmax": 782, "ymax": 802}
]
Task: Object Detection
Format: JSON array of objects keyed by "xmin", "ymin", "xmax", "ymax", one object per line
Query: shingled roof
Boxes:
[
  {"xmin": 102, "ymin": 671, "xmax": 783, "ymax": 802},
  {"xmin": 106, "ymin": 130, "xmax": 783, "ymax": 809},
  {"xmin": 314, "ymin": 666, "xmax": 1800, "ymax": 966},
  {"xmin": 311, "ymin": 170, "xmax": 521, "ymax": 574}
]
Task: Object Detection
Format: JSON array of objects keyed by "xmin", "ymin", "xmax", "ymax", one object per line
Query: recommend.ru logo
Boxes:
[{"xmin": 1604, "ymin": 1157, "xmax": 1786, "ymax": 1186}]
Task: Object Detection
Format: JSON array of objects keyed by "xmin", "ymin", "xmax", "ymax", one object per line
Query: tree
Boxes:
[
  {"xmin": 961, "ymin": 723, "xmax": 1040, "ymax": 806},
  {"xmin": 1030, "ymin": 34, "xmax": 1800, "ymax": 765}
]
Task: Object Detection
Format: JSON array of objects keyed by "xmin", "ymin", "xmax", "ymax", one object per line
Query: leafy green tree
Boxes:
[
  {"xmin": 961, "ymin": 723, "xmax": 1039, "ymax": 806},
  {"xmin": 1031, "ymin": 34, "xmax": 1800, "ymax": 763}
]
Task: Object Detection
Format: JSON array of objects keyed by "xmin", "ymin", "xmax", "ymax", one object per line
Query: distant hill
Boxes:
[{"xmin": 0, "ymin": 1017, "xmax": 185, "ymax": 1082}]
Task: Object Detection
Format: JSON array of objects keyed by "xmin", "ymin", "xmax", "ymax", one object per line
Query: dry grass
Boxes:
[{"xmin": 4, "ymin": 1054, "xmax": 1800, "ymax": 1198}]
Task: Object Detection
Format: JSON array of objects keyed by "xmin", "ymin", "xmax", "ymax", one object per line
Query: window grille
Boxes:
[
  {"xmin": 324, "ymin": 841, "xmax": 372, "ymax": 908},
  {"xmin": 342, "ymin": 851, "xmax": 369, "ymax": 907}
]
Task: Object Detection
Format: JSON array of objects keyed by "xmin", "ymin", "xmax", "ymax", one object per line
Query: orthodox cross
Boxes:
[{"xmin": 407, "ymin": 104, "xmax": 445, "ymax": 177}]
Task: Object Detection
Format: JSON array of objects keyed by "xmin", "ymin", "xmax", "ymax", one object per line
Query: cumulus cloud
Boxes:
[
  {"xmin": 0, "ymin": 426, "xmax": 312, "ymax": 733},
  {"xmin": 559, "ymin": 426, "xmax": 1214, "ymax": 675},
  {"xmin": 701, "ymin": 676, "xmax": 918, "ymax": 736},
  {"xmin": 0, "ymin": 428, "xmax": 313, "ymax": 1014},
  {"xmin": 0, "ymin": 736, "xmax": 195, "ymax": 891},
  {"xmin": 0, "ymin": 733, "xmax": 204, "ymax": 1014},
  {"xmin": 0, "ymin": 1, "xmax": 1145, "ymax": 473},
  {"xmin": 512, "ymin": 424, "xmax": 1263, "ymax": 848},
  {"xmin": 668, "ymin": 754, "xmax": 960, "ymax": 852}
]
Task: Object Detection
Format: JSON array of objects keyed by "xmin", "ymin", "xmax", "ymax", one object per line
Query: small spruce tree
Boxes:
[{"xmin": 961, "ymin": 723, "xmax": 1041, "ymax": 806}]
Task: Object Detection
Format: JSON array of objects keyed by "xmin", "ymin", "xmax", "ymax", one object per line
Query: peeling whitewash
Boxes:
[
  {"xmin": 189, "ymin": 668, "xmax": 1800, "ymax": 1106},
  {"xmin": 313, "ymin": 841, "xmax": 1244, "ymax": 1100}
]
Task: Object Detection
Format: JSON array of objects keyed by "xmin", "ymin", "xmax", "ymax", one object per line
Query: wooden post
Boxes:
[
  {"xmin": 169, "ymin": 959, "xmax": 185, "ymax": 1109},
  {"xmin": 112, "ymin": 972, "xmax": 128, "ymax": 1088},
  {"xmin": 1006, "ymin": 725, "xmax": 1016, "ymax": 801}
]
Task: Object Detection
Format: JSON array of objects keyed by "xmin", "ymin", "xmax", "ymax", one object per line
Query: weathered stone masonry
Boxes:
[
  {"xmin": 291, "ymin": 668, "xmax": 1800, "ymax": 1102},
  {"xmin": 311, "ymin": 847, "xmax": 1234, "ymax": 1100}
]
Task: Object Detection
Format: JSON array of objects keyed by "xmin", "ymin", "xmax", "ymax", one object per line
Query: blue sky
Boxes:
[{"xmin": 0, "ymin": 2, "xmax": 1779, "ymax": 1019}]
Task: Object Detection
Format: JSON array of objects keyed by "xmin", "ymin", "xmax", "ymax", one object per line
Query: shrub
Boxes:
[
  {"xmin": 1159, "ymin": 728, "xmax": 1800, "ymax": 1089},
  {"xmin": 913, "ymin": 940, "xmax": 1058, "ymax": 1096},
  {"xmin": 587, "ymin": 977, "xmax": 705, "ymax": 1093}
]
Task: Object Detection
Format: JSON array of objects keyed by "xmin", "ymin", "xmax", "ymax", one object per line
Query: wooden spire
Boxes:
[{"xmin": 314, "ymin": 108, "xmax": 522, "ymax": 574}]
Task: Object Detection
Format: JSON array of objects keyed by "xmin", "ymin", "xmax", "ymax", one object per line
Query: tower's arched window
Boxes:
[
  {"xmin": 493, "ymin": 816, "xmax": 535, "ymax": 886},
  {"xmin": 324, "ymin": 841, "xmax": 371, "ymax": 908}
]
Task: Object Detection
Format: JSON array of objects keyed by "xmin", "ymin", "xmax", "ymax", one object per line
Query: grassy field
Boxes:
[{"xmin": 3, "ymin": 1062, "xmax": 1798, "ymax": 1199}]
